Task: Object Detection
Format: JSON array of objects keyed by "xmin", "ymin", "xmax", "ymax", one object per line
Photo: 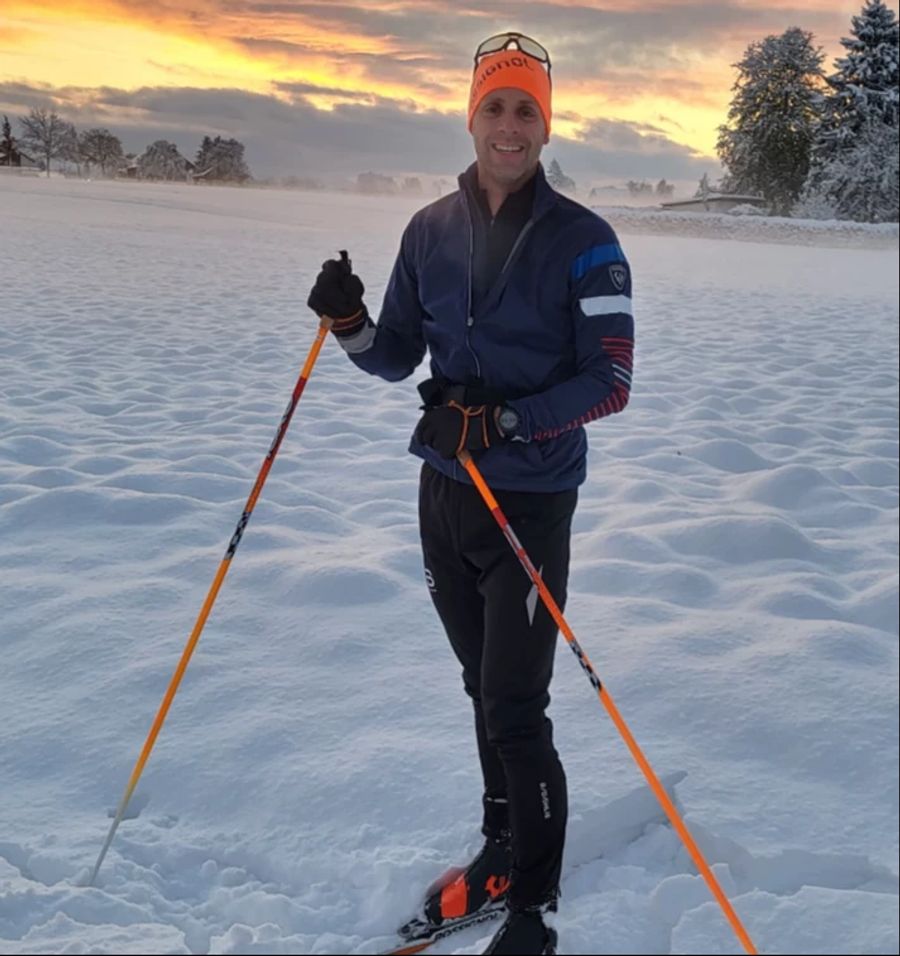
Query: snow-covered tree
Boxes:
[
  {"xmin": 546, "ymin": 158, "xmax": 576, "ymax": 193},
  {"xmin": 717, "ymin": 28, "xmax": 825, "ymax": 215},
  {"xmin": 193, "ymin": 136, "xmax": 251, "ymax": 183},
  {"xmin": 0, "ymin": 114, "xmax": 27, "ymax": 167},
  {"xmin": 1, "ymin": 115, "xmax": 14, "ymax": 166},
  {"xmin": 357, "ymin": 172, "xmax": 397, "ymax": 194},
  {"xmin": 79, "ymin": 128, "xmax": 125, "ymax": 178},
  {"xmin": 694, "ymin": 173, "xmax": 711, "ymax": 200},
  {"xmin": 823, "ymin": 0, "xmax": 898, "ymax": 151},
  {"xmin": 137, "ymin": 140, "xmax": 193, "ymax": 181},
  {"xmin": 18, "ymin": 107, "xmax": 71, "ymax": 177},
  {"xmin": 626, "ymin": 179, "xmax": 653, "ymax": 197},
  {"xmin": 801, "ymin": 0, "xmax": 899, "ymax": 221},
  {"xmin": 801, "ymin": 113, "xmax": 899, "ymax": 221}
]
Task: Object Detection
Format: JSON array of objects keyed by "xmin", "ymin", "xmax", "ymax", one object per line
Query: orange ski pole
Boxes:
[
  {"xmin": 89, "ymin": 316, "xmax": 332, "ymax": 885},
  {"xmin": 457, "ymin": 450, "xmax": 758, "ymax": 956}
]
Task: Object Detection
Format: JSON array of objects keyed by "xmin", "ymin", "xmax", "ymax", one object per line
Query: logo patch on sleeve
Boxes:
[{"xmin": 609, "ymin": 263, "xmax": 628, "ymax": 291}]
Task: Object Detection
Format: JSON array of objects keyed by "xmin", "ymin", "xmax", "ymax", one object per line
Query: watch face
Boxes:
[{"xmin": 498, "ymin": 408, "xmax": 519, "ymax": 434}]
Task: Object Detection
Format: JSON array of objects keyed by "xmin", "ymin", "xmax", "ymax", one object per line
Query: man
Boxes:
[{"xmin": 307, "ymin": 32, "xmax": 634, "ymax": 956}]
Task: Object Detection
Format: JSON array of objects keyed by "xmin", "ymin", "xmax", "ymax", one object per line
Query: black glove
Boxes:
[
  {"xmin": 307, "ymin": 250, "xmax": 366, "ymax": 336},
  {"xmin": 415, "ymin": 401, "xmax": 504, "ymax": 460}
]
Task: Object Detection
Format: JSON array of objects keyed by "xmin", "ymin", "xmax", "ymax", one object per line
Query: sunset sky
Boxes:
[{"xmin": 2, "ymin": 0, "xmax": 894, "ymax": 185}]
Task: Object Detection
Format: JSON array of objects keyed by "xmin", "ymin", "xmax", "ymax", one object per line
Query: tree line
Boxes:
[
  {"xmin": 0, "ymin": 112, "xmax": 252, "ymax": 184},
  {"xmin": 716, "ymin": 0, "xmax": 898, "ymax": 222},
  {"xmin": 545, "ymin": 162, "xmax": 677, "ymax": 199}
]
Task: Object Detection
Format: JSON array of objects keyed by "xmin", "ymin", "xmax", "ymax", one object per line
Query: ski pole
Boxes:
[
  {"xmin": 89, "ymin": 315, "xmax": 333, "ymax": 886},
  {"xmin": 457, "ymin": 450, "xmax": 758, "ymax": 956}
]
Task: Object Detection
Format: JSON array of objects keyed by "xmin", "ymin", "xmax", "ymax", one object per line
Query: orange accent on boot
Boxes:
[
  {"xmin": 440, "ymin": 874, "xmax": 469, "ymax": 919},
  {"xmin": 425, "ymin": 865, "xmax": 466, "ymax": 900},
  {"xmin": 485, "ymin": 874, "xmax": 511, "ymax": 899}
]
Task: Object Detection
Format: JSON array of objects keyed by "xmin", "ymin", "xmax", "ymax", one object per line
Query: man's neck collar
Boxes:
[
  {"xmin": 459, "ymin": 162, "xmax": 555, "ymax": 219},
  {"xmin": 475, "ymin": 164, "xmax": 539, "ymax": 217}
]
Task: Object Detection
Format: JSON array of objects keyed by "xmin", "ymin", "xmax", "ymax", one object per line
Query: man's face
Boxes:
[{"xmin": 471, "ymin": 87, "xmax": 549, "ymax": 190}]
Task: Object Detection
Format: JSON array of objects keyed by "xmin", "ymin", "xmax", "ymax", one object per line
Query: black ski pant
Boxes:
[{"xmin": 418, "ymin": 462, "xmax": 577, "ymax": 909}]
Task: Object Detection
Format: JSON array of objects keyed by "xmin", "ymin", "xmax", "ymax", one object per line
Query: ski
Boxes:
[{"xmin": 381, "ymin": 904, "xmax": 504, "ymax": 955}]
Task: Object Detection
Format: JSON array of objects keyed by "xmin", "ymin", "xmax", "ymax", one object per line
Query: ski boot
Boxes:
[{"xmin": 398, "ymin": 835, "xmax": 512, "ymax": 943}]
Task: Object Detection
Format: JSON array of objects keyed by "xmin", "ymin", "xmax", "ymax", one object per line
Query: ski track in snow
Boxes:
[{"xmin": 0, "ymin": 178, "xmax": 897, "ymax": 955}]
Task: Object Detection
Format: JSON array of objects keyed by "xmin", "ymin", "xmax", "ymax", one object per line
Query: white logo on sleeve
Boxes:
[
  {"xmin": 609, "ymin": 263, "xmax": 627, "ymax": 291},
  {"xmin": 424, "ymin": 568, "xmax": 437, "ymax": 592}
]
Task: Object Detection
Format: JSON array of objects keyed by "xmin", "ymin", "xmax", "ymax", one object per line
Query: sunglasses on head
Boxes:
[{"xmin": 474, "ymin": 32, "xmax": 551, "ymax": 72}]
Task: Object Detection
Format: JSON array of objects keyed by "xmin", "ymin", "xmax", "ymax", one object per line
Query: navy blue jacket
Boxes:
[{"xmin": 339, "ymin": 163, "xmax": 634, "ymax": 492}]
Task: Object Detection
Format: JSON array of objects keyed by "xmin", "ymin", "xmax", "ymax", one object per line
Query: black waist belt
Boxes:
[{"xmin": 418, "ymin": 377, "xmax": 506, "ymax": 408}]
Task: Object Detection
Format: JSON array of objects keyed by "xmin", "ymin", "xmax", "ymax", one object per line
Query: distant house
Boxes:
[
  {"xmin": 661, "ymin": 193, "xmax": 767, "ymax": 213},
  {"xmin": 117, "ymin": 157, "xmax": 139, "ymax": 179},
  {"xmin": 0, "ymin": 144, "xmax": 39, "ymax": 172}
]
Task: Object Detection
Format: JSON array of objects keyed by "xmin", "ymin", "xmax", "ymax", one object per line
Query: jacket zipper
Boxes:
[
  {"xmin": 500, "ymin": 218, "xmax": 536, "ymax": 276},
  {"xmin": 476, "ymin": 216, "xmax": 539, "ymax": 320},
  {"xmin": 464, "ymin": 203, "xmax": 482, "ymax": 380}
]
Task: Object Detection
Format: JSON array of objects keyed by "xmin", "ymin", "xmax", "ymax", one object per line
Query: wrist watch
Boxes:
[{"xmin": 496, "ymin": 405, "xmax": 520, "ymax": 438}]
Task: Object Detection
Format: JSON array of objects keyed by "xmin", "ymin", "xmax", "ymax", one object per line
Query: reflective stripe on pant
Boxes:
[{"xmin": 418, "ymin": 463, "xmax": 577, "ymax": 908}]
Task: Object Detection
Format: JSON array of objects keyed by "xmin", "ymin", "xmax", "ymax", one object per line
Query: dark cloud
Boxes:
[
  {"xmin": 551, "ymin": 116, "xmax": 718, "ymax": 181},
  {"xmin": 658, "ymin": 113, "xmax": 686, "ymax": 132},
  {"xmin": 274, "ymin": 80, "xmax": 426, "ymax": 113},
  {"xmin": 0, "ymin": 81, "xmax": 47, "ymax": 110},
  {"xmin": 0, "ymin": 79, "xmax": 720, "ymax": 185},
  {"xmin": 229, "ymin": 36, "xmax": 315, "ymax": 58},
  {"xmin": 274, "ymin": 80, "xmax": 380, "ymax": 102},
  {"xmin": 228, "ymin": 35, "xmax": 459, "ymax": 97},
  {"xmin": 238, "ymin": 1, "xmax": 480, "ymax": 53}
]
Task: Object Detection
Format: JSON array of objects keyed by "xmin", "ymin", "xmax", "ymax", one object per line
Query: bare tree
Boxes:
[
  {"xmin": 80, "ymin": 128, "xmax": 125, "ymax": 178},
  {"xmin": 18, "ymin": 108, "xmax": 71, "ymax": 177},
  {"xmin": 58, "ymin": 122, "xmax": 82, "ymax": 177}
]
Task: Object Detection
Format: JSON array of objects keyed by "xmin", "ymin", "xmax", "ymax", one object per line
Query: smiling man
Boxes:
[{"xmin": 307, "ymin": 32, "xmax": 635, "ymax": 955}]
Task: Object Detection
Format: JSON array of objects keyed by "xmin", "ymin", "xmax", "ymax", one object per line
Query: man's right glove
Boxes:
[
  {"xmin": 415, "ymin": 401, "xmax": 505, "ymax": 460},
  {"xmin": 307, "ymin": 250, "xmax": 367, "ymax": 338}
]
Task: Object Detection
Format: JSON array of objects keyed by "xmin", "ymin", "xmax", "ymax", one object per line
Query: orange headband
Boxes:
[{"xmin": 467, "ymin": 50, "xmax": 552, "ymax": 134}]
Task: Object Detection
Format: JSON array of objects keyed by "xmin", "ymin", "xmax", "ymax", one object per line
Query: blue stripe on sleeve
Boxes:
[{"xmin": 570, "ymin": 243, "xmax": 627, "ymax": 280}]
